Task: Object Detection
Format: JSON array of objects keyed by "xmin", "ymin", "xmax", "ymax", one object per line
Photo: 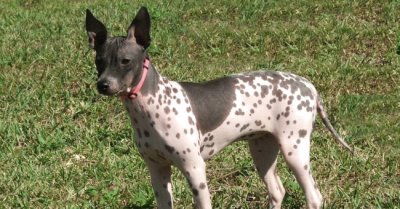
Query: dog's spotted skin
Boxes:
[
  {"xmin": 86, "ymin": 7, "xmax": 352, "ymax": 209},
  {"xmin": 122, "ymin": 69, "xmax": 323, "ymax": 209}
]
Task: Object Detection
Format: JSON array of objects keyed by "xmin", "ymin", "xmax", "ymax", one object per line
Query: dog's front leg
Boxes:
[
  {"xmin": 179, "ymin": 158, "xmax": 212, "ymax": 209},
  {"xmin": 146, "ymin": 161, "xmax": 173, "ymax": 209}
]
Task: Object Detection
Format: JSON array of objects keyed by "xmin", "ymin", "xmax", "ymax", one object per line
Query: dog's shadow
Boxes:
[{"xmin": 123, "ymin": 199, "xmax": 154, "ymax": 209}]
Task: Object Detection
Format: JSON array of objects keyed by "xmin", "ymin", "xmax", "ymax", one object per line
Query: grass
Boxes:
[{"xmin": 0, "ymin": 0, "xmax": 399, "ymax": 208}]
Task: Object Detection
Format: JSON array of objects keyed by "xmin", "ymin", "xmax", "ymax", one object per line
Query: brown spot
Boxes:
[
  {"xmin": 288, "ymin": 152, "xmax": 292, "ymax": 156},
  {"xmin": 240, "ymin": 123, "xmax": 250, "ymax": 132},
  {"xmin": 255, "ymin": 120, "xmax": 262, "ymax": 126},
  {"xmin": 260, "ymin": 85, "xmax": 269, "ymax": 98},
  {"xmin": 209, "ymin": 149, "xmax": 214, "ymax": 155},
  {"xmin": 173, "ymin": 107, "xmax": 178, "ymax": 115},
  {"xmin": 199, "ymin": 182, "xmax": 206, "ymax": 189},
  {"xmin": 299, "ymin": 129, "xmax": 307, "ymax": 138},
  {"xmin": 304, "ymin": 164, "xmax": 308, "ymax": 170},
  {"xmin": 297, "ymin": 104, "xmax": 302, "ymax": 110},
  {"xmin": 296, "ymin": 139, "xmax": 301, "ymax": 144},
  {"xmin": 205, "ymin": 143, "xmax": 215, "ymax": 148},
  {"xmin": 235, "ymin": 109, "xmax": 245, "ymax": 115},
  {"xmin": 164, "ymin": 106, "xmax": 170, "ymax": 114},
  {"xmin": 176, "ymin": 133, "xmax": 180, "ymax": 139}
]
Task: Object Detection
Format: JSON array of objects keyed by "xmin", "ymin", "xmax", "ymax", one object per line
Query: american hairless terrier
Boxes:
[{"xmin": 85, "ymin": 7, "xmax": 352, "ymax": 209}]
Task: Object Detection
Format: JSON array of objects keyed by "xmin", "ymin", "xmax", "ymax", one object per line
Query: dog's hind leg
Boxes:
[
  {"xmin": 248, "ymin": 132, "xmax": 285, "ymax": 209},
  {"xmin": 278, "ymin": 129, "xmax": 323, "ymax": 209}
]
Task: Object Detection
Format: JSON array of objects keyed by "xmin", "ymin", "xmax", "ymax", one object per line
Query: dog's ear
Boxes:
[
  {"xmin": 85, "ymin": 9, "xmax": 107, "ymax": 49},
  {"xmin": 127, "ymin": 7, "xmax": 151, "ymax": 49}
]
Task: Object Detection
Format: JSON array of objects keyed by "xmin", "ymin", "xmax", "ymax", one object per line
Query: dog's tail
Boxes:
[{"xmin": 317, "ymin": 96, "xmax": 353, "ymax": 153}]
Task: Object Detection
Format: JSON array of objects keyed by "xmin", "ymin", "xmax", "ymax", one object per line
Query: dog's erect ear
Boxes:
[
  {"xmin": 85, "ymin": 9, "xmax": 107, "ymax": 49},
  {"xmin": 127, "ymin": 7, "xmax": 151, "ymax": 49}
]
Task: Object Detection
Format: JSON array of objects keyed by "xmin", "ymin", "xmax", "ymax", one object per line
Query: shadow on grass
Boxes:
[{"xmin": 124, "ymin": 199, "xmax": 154, "ymax": 209}]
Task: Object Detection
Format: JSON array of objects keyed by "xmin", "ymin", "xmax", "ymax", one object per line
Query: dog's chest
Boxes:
[{"xmin": 123, "ymin": 81, "xmax": 201, "ymax": 163}]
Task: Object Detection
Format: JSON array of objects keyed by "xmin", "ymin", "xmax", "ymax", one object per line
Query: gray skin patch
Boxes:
[{"xmin": 180, "ymin": 77, "xmax": 236, "ymax": 134}]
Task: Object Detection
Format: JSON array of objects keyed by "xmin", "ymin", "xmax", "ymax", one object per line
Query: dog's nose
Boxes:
[{"xmin": 97, "ymin": 80, "xmax": 110, "ymax": 94}]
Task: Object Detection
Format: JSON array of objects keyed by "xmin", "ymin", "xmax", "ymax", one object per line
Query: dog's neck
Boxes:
[
  {"xmin": 120, "ymin": 60, "xmax": 165, "ymax": 114},
  {"xmin": 120, "ymin": 61, "xmax": 179, "ymax": 130}
]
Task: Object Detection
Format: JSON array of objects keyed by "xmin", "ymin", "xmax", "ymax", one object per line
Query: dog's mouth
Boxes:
[{"xmin": 114, "ymin": 86, "xmax": 133, "ymax": 98}]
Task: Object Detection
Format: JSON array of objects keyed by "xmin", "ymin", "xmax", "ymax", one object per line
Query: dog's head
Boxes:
[{"xmin": 85, "ymin": 7, "xmax": 151, "ymax": 96}]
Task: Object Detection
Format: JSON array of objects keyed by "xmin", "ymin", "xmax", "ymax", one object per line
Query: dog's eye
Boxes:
[{"xmin": 121, "ymin": 59, "xmax": 131, "ymax": 65}]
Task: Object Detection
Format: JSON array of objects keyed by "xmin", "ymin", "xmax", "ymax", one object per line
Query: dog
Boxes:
[{"xmin": 85, "ymin": 7, "xmax": 352, "ymax": 209}]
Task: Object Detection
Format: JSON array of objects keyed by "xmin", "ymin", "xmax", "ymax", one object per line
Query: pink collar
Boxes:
[{"xmin": 127, "ymin": 58, "xmax": 150, "ymax": 99}]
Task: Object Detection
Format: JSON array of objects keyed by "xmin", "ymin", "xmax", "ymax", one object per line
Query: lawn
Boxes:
[{"xmin": 0, "ymin": 0, "xmax": 399, "ymax": 208}]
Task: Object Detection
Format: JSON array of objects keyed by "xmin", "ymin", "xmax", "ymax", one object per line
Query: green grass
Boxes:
[{"xmin": 1, "ymin": 0, "xmax": 399, "ymax": 208}]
